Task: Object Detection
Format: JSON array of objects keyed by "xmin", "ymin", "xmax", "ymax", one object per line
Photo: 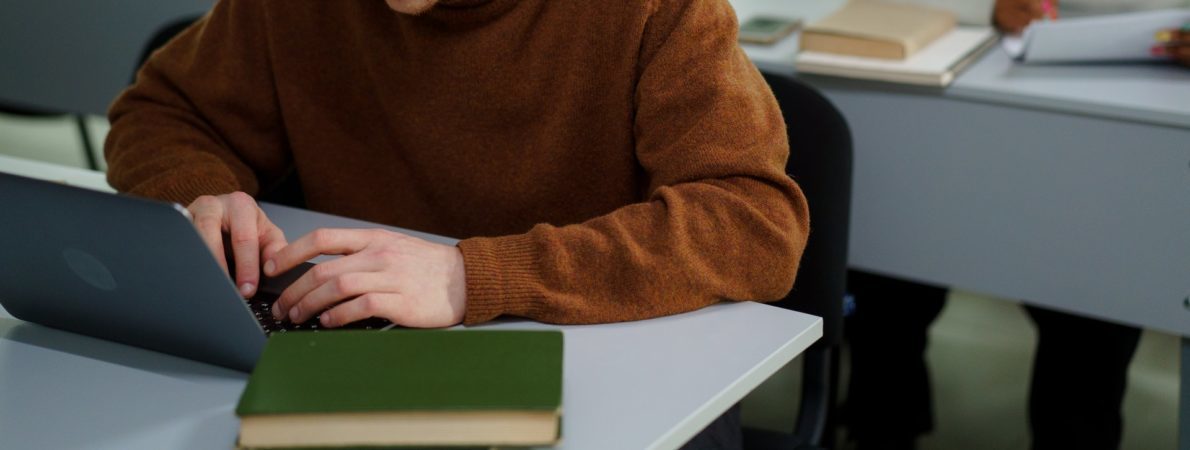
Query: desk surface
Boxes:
[
  {"xmin": 731, "ymin": 0, "xmax": 1190, "ymax": 129},
  {"xmin": 0, "ymin": 156, "xmax": 822, "ymax": 450},
  {"xmin": 949, "ymin": 48, "xmax": 1190, "ymax": 129},
  {"xmin": 0, "ymin": 303, "xmax": 819, "ymax": 450},
  {"xmin": 729, "ymin": 0, "xmax": 844, "ymax": 75},
  {"xmin": 0, "ymin": 154, "xmax": 113, "ymax": 193}
]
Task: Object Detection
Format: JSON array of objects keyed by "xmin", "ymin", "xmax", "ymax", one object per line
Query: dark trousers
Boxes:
[
  {"xmin": 682, "ymin": 404, "xmax": 742, "ymax": 450},
  {"xmin": 843, "ymin": 270, "xmax": 1142, "ymax": 450},
  {"xmin": 1026, "ymin": 305, "xmax": 1141, "ymax": 450},
  {"xmin": 843, "ymin": 270, "xmax": 947, "ymax": 449}
]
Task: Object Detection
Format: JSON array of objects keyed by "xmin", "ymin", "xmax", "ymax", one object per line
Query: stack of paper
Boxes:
[
  {"xmin": 1002, "ymin": 8, "xmax": 1190, "ymax": 63},
  {"xmin": 797, "ymin": 27, "xmax": 997, "ymax": 86}
]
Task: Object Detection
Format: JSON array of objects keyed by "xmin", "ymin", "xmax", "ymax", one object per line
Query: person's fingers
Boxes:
[
  {"xmin": 257, "ymin": 211, "xmax": 288, "ymax": 264},
  {"xmin": 994, "ymin": 0, "xmax": 1032, "ymax": 34},
  {"xmin": 1174, "ymin": 45, "xmax": 1190, "ymax": 67},
  {"xmin": 320, "ymin": 293, "xmax": 398, "ymax": 328},
  {"xmin": 187, "ymin": 195, "xmax": 228, "ymax": 274},
  {"xmin": 266, "ymin": 228, "xmax": 374, "ymax": 276},
  {"xmin": 289, "ymin": 272, "xmax": 399, "ymax": 324},
  {"xmin": 225, "ymin": 192, "xmax": 261, "ymax": 297},
  {"xmin": 1003, "ymin": 9, "xmax": 1034, "ymax": 33},
  {"xmin": 272, "ymin": 254, "xmax": 382, "ymax": 320},
  {"xmin": 1173, "ymin": 30, "xmax": 1189, "ymax": 47},
  {"xmin": 997, "ymin": 17, "xmax": 1025, "ymax": 34},
  {"xmin": 1026, "ymin": 0, "xmax": 1044, "ymax": 18},
  {"xmin": 1153, "ymin": 30, "xmax": 1190, "ymax": 63}
]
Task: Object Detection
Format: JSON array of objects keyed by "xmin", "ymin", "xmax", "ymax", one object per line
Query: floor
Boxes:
[
  {"xmin": 741, "ymin": 289, "xmax": 1180, "ymax": 450},
  {"xmin": 0, "ymin": 112, "xmax": 1180, "ymax": 450},
  {"xmin": 0, "ymin": 113, "xmax": 108, "ymax": 170}
]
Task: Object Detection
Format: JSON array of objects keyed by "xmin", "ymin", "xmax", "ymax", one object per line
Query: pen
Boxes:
[{"xmin": 1041, "ymin": 0, "xmax": 1056, "ymax": 21}]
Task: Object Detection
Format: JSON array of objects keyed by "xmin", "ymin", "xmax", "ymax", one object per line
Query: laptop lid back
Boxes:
[{"xmin": 0, "ymin": 173, "xmax": 266, "ymax": 372}]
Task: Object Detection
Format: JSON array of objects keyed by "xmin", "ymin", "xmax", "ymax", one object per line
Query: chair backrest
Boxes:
[
  {"xmin": 0, "ymin": 2, "xmax": 210, "ymax": 115},
  {"xmin": 763, "ymin": 73, "xmax": 852, "ymax": 348},
  {"xmin": 132, "ymin": 16, "xmax": 205, "ymax": 85}
]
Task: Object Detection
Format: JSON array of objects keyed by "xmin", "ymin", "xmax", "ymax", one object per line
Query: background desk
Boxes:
[
  {"xmin": 732, "ymin": 0, "xmax": 1190, "ymax": 444},
  {"xmin": 0, "ymin": 155, "xmax": 823, "ymax": 450},
  {"xmin": 819, "ymin": 59, "xmax": 1190, "ymax": 338},
  {"xmin": 733, "ymin": 0, "xmax": 1190, "ymax": 338}
]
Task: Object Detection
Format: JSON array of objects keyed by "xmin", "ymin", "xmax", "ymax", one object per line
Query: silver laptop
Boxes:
[{"xmin": 0, "ymin": 172, "xmax": 389, "ymax": 372}]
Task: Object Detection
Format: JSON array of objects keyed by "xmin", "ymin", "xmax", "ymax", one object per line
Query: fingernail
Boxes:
[
  {"xmin": 320, "ymin": 314, "xmax": 331, "ymax": 327},
  {"xmin": 1156, "ymin": 30, "xmax": 1173, "ymax": 43},
  {"xmin": 264, "ymin": 260, "xmax": 276, "ymax": 276},
  {"xmin": 289, "ymin": 305, "xmax": 301, "ymax": 322},
  {"xmin": 240, "ymin": 283, "xmax": 254, "ymax": 296},
  {"xmin": 272, "ymin": 303, "xmax": 283, "ymax": 320}
]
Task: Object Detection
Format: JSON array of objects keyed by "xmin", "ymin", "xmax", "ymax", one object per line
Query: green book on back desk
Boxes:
[{"xmin": 235, "ymin": 330, "xmax": 563, "ymax": 449}]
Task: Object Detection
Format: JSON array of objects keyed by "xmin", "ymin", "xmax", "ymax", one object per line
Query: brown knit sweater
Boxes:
[{"xmin": 105, "ymin": 0, "xmax": 809, "ymax": 325}]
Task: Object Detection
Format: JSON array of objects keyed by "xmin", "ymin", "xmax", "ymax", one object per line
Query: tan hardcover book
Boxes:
[{"xmin": 801, "ymin": 1, "xmax": 957, "ymax": 60}]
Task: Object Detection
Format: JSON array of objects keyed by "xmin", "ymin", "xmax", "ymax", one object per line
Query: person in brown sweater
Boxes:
[{"xmin": 106, "ymin": 0, "xmax": 808, "ymax": 331}]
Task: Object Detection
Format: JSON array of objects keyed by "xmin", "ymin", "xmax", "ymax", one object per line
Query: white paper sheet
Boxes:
[{"xmin": 1002, "ymin": 8, "xmax": 1190, "ymax": 63}]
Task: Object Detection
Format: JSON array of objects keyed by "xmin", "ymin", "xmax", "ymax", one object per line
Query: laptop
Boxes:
[{"xmin": 0, "ymin": 172, "xmax": 390, "ymax": 372}]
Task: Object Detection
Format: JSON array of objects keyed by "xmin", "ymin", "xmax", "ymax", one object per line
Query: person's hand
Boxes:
[
  {"xmin": 1176, "ymin": 31, "xmax": 1190, "ymax": 67},
  {"xmin": 1155, "ymin": 28, "xmax": 1190, "ymax": 67},
  {"xmin": 994, "ymin": 0, "xmax": 1056, "ymax": 34},
  {"xmin": 187, "ymin": 192, "xmax": 288, "ymax": 298},
  {"xmin": 266, "ymin": 228, "xmax": 467, "ymax": 328}
]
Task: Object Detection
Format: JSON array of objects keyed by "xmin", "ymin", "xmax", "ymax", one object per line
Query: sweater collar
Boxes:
[{"xmin": 417, "ymin": 0, "xmax": 520, "ymax": 27}]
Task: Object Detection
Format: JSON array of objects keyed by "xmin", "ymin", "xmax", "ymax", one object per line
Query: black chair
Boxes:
[
  {"xmin": 0, "ymin": 102, "xmax": 100, "ymax": 171},
  {"xmin": 742, "ymin": 73, "xmax": 853, "ymax": 450},
  {"xmin": 131, "ymin": 17, "xmax": 205, "ymax": 86}
]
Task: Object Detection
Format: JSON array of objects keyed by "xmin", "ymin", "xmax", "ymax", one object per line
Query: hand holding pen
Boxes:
[
  {"xmin": 1153, "ymin": 23, "xmax": 1190, "ymax": 67},
  {"xmin": 994, "ymin": 0, "xmax": 1059, "ymax": 35}
]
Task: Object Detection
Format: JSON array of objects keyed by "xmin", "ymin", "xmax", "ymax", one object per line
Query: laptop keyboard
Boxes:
[
  {"xmin": 243, "ymin": 260, "xmax": 395, "ymax": 335},
  {"xmin": 248, "ymin": 291, "xmax": 394, "ymax": 335}
]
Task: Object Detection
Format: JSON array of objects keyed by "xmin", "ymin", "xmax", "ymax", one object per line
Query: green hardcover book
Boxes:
[{"xmin": 235, "ymin": 330, "xmax": 563, "ymax": 449}]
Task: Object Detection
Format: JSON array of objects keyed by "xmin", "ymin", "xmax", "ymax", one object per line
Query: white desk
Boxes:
[
  {"xmin": 734, "ymin": 0, "xmax": 1190, "ymax": 337},
  {"xmin": 732, "ymin": 0, "xmax": 1190, "ymax": 445},
  {"xmin": 950, "ymin": 49, "xmax": 1190, "ymax": 128},
  {"xmin": 0, "ymin": 155, "xmax": 822, "ymax": 450},
  {"xmin": 0, "ymin": 154, "xmax": 113, "ymax": 193},
  {"xmin": 822, "ymin": 67, "xmax": 1190, "ymax": 337}
]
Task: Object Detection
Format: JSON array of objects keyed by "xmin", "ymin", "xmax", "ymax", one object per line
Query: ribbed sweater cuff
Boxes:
[
  {"xmin": 457, "ymin": 234, "xmax": 542, "ymax": 325},
  {"xmin": 121, "ymin": 166, "xmax": 242, "ymax": 205}
]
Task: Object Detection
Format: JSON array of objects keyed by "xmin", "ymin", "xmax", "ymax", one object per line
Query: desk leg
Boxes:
[{"xmin": 1181, "ymin": 337, "xmax": 1190, "ymax": 450}]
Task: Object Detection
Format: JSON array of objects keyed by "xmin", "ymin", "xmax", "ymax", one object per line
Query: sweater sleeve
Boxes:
[
  {"xmin": 456, "ymin": 0, "xmax": 809, "ymax": 325},
  {"xmin": 104, "ymin": 0, "xmax": 290, "ymax": 204}
]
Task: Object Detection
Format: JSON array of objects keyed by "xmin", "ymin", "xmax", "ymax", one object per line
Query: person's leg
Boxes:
[
  {"xmin": 1025, "ymin": 305, "xmax": 1142, "ymax": 450},
  {"xmin": 681, "ymin": 403, "xmax": 742, "ymax": 450},
  {"xmin": 844, "ymin": 270, "xmax": 947, "ymax": 449}
]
